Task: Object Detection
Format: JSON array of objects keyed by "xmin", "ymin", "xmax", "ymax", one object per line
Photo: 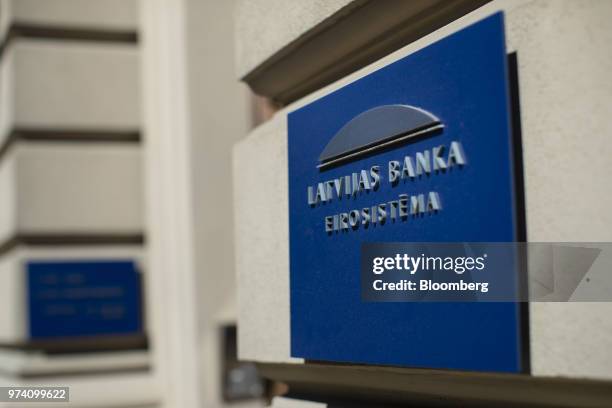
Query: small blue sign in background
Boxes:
[
  {"xmin": 27, "ymin": 260, "xmax": 142, "ymax": 339},
  {"xmin": 288, "ymin": 13, "xmax": 526, "ymax": 372}
]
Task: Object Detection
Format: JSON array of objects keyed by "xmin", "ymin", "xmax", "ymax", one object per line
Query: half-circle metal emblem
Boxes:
[{"xmin": 318, "ymin": 104, "xmax": 443, "ymax": 169}]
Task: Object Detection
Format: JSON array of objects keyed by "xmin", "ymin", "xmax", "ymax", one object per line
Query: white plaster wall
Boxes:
[
  {"xmin": 15, "ymin": 143, "xmax": 143, "ymax": 237},
  {"xmin": 0, "ymin": 0, "xmax": 13, "ymax": 41},
  {"xmin": 0, "ymin": 43, "xmax": 15, "ymax": 147},
  {"xmin": 0, "ymin": 153, "xmax": 16, "ymax": 248},
  {"xmin": 0, "ymin": 39, "xmax": 140, "ymax": 147},
  {"xmin": 234, "ymin": 0, "xmax": 356, "ymax": 78},
  {"xmin": 502, "ymin": 0, "xmax": 612, "ymax": 379},
  {"xmin": 12, "ymin": 40, "xmax": 140, "ymax": 132},
  {"xmin": 0, "ymin": 254, "xmax": 24, "ymax": 343},
  {"xmin": 234, "ymin": 117, "xmax": 301, "ymax": 364},
  {"xmin": 2, "ymin": 0, "xmax": 138, "ymax": 31},
  {"xmin": 234, "ymin": 0, "xmax": 612, "ymax": 379},
  {"xmin": 184, "ymin": 0, "xmax": 262, "ymax": 406}
]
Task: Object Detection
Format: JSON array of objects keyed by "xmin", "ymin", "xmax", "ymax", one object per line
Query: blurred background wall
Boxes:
[
  {"xmin": 0, "ymin": 0, "xmax": 261, "ymax": 407},
  {"xmin": 0, "ymin": 0, "xmax": 155, "ymax": 406},
  {"xmin": 184, "ymin": 0, "xmax": 260, "ymax": 407}
]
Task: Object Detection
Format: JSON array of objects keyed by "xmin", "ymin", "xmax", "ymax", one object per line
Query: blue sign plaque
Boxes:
[
  {"xmin": 27, "ymin": 260, "xmax": 142, "ymax": 339},
  {"xmin": 288, "ymin": 13, "xmax": 526, "ymax": 372}
]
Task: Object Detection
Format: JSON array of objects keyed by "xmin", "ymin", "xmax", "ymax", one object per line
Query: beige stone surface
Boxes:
[
  {"xmin": 234, "ymin": 116, "xmax": 302, "ymax": 363},
  {"xmin": 0, "ymin": 39, "xmax": 140, "ymax": 146},
  {"xmin": 503, "ymin": 0, "xmax": 612, "ymax": 379},
  {"xmin": 0, "ymin": 143, "xmax": 144, "ymax": 242},
  {"xmin": 234, "ymin": 0, "xmax": 356, "ymax": 78},
  {"xmin": 1, "ymin": 0, "xmax": 138, "ymax": 31},
  {"xmin": 14, "ymin": 41, "xmax": 139, "ymax": 129}
]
